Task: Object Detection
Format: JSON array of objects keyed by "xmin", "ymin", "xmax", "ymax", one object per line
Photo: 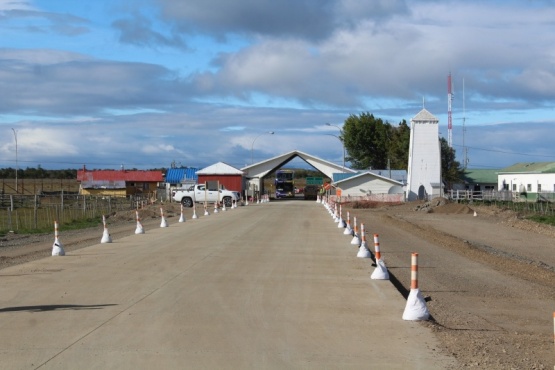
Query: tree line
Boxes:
[
  {"xmin": 0, "ymin": 166, "xmax": 170, "ymax": 179},
  {"xmin": 0, "ymin": 167, "xmax": 77, "ymax": 179}
]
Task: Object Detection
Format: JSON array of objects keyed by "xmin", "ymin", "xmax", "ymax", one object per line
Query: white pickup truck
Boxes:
[{"xmin": 172, "ymin": 184, "xmax": 240, "ymax": 208}]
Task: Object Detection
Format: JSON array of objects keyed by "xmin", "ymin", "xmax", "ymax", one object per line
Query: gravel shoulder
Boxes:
[
  {"xmin": 2, "ymin": 199, "xmax": 554, "ymax": 369},
  {"xmin": 342, "ymin": 200, "xmax": 554, "ymax": 369}
]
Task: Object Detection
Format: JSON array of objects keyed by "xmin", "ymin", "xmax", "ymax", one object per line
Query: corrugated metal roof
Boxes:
[
  {"xmin": 80, "ymin": 180, "xmax": 126, "ymax": 189},
  {"xmin": 165, "ymin": 168, "xmax": 198, "ymax": 183},
  {"xmin": 333, "ymin": 170, "xmax": 407, "ymax": 184},
  {"xmin": 463, "ymin": 169, "xmax": 499, "ymax": 184},
  {"xmin": 197, "ymin": 162, "xmax": 244, "ymax": 175},
  {"xmin": 332, "ymin": 172, "xmax": 358, "ymax": 182},
  {"xmin": 334, "ymin": 171, "xmax": 404, "ymax": 186},
  {"xmin": 499, "ymin": 162, "xmax": 555, "ymax": 173},
  {"xmin": 77, "ymin": 170, "xmax": 163, "ymax": 182},
  {"xmin": 369, "ymin": 169, "xmax": 407, "ymax": 184}
]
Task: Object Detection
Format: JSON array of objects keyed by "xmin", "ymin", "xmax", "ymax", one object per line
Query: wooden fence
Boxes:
[
  {"xmin": 1, "ymin": 178, "xmax": 80, "ymax": 196},
  {"xmin": 447, "ymin": 189, "xmax": 555, "ymax": 203}
]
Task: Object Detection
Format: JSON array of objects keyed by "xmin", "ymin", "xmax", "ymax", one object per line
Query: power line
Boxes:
[{"xmin": 452, "ymin": 144, "xmax": 555, "ymax": 159}]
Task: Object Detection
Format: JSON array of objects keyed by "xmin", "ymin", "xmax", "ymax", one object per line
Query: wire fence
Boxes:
[
  {"xmin": 447, "ymin": 190, "xmax": 555, "ymax": 216},
  {"xmin": 0, "ymin": 194, "xmax": 154, "ymax": 233}
]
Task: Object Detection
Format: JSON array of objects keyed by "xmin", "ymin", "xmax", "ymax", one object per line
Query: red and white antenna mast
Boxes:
[{"xmin": 447, "ymin": 72, "xmax": 453, "ymax": 147}]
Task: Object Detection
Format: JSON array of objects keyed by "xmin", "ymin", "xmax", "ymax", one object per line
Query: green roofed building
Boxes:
[{"xmin": 497, "ymin": 162, "xmax": 555, "ymax": 202}]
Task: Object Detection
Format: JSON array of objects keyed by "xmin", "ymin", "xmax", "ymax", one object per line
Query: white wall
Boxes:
[
  {"xmin": 336, "ymin": 175, "xmax": 399, "ymax": 197},
  {"xmin": 498, "ymin": 173, "xmax": 555, "ymax": 193},
  {"xmin": 406, "ymin": 111, "xmax": 442, "ymax": 200}
]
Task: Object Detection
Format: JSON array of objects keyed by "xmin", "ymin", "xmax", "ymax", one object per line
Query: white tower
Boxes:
[{"xmin": 406, "ymin": 109, "xmax": 442, "ymax": 201}]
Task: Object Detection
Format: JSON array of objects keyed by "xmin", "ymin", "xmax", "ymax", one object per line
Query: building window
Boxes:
[
  {"xmin": 527, "ymin": 184, "xmax": 532, "ymax": 192},
  {"xmin": 512, "ymin": 183, "xmax": 517, "ymax": 191},
  {"xmin": 538, "ymin": 184, "xmax": 542, "ymax": 192}
]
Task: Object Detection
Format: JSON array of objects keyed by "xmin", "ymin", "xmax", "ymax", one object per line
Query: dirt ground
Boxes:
[{"xmin": 1, "ymin": 199, "xmax": 554, "ymax": 369}]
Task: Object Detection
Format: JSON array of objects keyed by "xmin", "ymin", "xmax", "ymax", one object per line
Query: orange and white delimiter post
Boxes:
[
  {"xmin": 370, "ymin": 234, "xmax": 389, "ymax": 280},
  {"xmin": 343, "ymin": 211, "xmax": 352, "ymax": 235},
  {"xmin": 402, "ymin": 252, "xmax": 429, "ymax": 320},
  {"xmin": 410, "ymin": 253, "xmax": 419, "ymax": 289},
  {"xmin": 350, "ymin": 216, "xmax": 360, "ymax": 245},
  {"xmin": 51, "ymin": 220, "xmax": 65, "ymax": 256},
  {"xmin": 101, "ymin": 215, "xmax": 112, "ymax": 243},
  {"xmin": 135, "ymin": 210, "xmax": 145, "ymax": 234},
  {"xmin": 374, "ymin": 234, "xmax": 381, "ymax": 260},
  {"xmin": 356, "ymin": 223, "xmax": 371, "ymax": 258}
]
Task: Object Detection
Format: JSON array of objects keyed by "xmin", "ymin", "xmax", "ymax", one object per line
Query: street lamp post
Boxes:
[
  {"xmin": 251, "ymin": 131, "xmax": 274, "ymax": 164},
  {"xmin": 11, "ymin": 128, "xmax": 18, "ymax": 193},
  {"xmin": 326, "ymin": 123, "xmax": 345, "ymax": 168}
]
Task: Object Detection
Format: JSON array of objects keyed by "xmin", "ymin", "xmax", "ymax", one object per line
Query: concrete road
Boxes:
[{"xmin": 0, "ymin": 201, "xmax": 456, "ymax": 369}]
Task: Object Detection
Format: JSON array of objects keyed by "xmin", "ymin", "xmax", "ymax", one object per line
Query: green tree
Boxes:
[
  {"xmin": 440, "ymin": 137, "xmax": 464, "ymax": 189},
  {"xmin": 387, "ymin": 119, "xmax": 410, "ymax": 170},
  {"xmin": 342, "ymin": 113, "xmax": 410, "ymax": 170},
  {"xmin": 342, "ymin": 113, "xmax": 390, "ymax": 170}
]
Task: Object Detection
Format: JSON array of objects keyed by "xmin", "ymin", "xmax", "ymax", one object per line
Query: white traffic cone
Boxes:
[
  {"xmin": 370, "ymin": 234, "xmax": 389, "ymax": 279},
  {"xmin": 473, "ymin": 210, "xmax": 477, "ymax": 217},
  {"xmin": 135, "ymin": 210, "xmax": 145, "ymax": 234},
  {"xmin": 402, "ymin": 253, "xmax": 429, "ymax": 321},
  {"xmin": 357, "ymin": 223, "xmax": 372, "ymax": 258},
  {"xmin": 192, "ymin": 205, "xmax": 198, "ymax": 219},
  {"xmin": 222, "ymin": 201, "xmax": 227, "ymax": 211},
  {"xmin": 101, "ymin": 215, "xmax": 112, "ymax": 243},
  {"xmin": 204, "ymin": 203, "xmax": 210, "ymax": 216},
  {"xmin": 344, "ymin": 212, "xmax": 353, "ymax": 235},
  {"xmin": 160, "ymin": 207, "xmax": 169, "ymax": 227},
  {"xmin": 350, "ymin": 217, "xmax": 360, "ymax": 245},
  {"xmin": 51, "ymin": 221, "xmax": 65, "ymax": 256},
  {"xmin": 214, "ymin": 202, "xmax": 219, "ymax": 213},
  {"xmin": 179, "ymin": 204, "xmax": 186, "ymax": 222}
]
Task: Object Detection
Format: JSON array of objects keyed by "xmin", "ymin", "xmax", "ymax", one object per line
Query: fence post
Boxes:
[
  {"xmin": 7, "ymin": 207, "xmax": 13, "ymax": 232},
  {"xmin": 34, "ymin": 194, "xmax": 38, "ymax": 229}
]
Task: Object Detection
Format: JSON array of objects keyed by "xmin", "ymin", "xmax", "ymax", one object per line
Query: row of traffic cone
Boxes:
[
  {"xmin": 51, "ymin": 198, "xmax": 254, "ymax": 256},
  {"xmin": 322, "ymin": 199, "xmax": 429, "ymax": 321}
]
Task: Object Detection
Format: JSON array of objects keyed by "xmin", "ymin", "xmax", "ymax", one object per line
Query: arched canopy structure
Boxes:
[{"xmin": 241, "ymin": 150, "xmax": 356, "ymax": 194}]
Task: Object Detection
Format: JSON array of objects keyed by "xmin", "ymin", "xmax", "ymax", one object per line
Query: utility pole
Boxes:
[{"xmin": 11, "ymin": 128, "xmax": 18, "ymax": 193}]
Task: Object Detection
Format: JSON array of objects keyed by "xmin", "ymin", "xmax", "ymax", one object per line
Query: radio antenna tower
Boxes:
[
  {"xmin": 462, "ymin": 78, "xmax": 469, "ymax": 168},
  {"xmin": 447, "ymin": 72, "xmax": 453, "ymax": 147}
]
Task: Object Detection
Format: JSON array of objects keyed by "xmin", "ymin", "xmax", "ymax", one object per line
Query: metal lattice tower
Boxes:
[{"xmin": 447, "ymin": 73, "xmax": 453, "ymax": 148}]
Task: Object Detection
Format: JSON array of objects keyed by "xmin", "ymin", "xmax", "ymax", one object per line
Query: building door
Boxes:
[{"xmin": 418, "ymin": 185, "xmax": 426, "ymax": 200}]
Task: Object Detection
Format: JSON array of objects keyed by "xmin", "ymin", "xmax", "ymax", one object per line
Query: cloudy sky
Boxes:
[{"xmin": 1, "ymin": 0, "xmax": 554, "ymax": 171}]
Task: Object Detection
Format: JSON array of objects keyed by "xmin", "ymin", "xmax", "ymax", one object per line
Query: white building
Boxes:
[
  {"xmin": 497, "ymin": 162, "xmax": 555, "ymax": 202},
  {"xmin": 333, "ymin": 171, "xmax": 404, "ymax": 202},
  {"xmin": 406, "ymin": 108, "xmax": 442, "ymax": 201}
]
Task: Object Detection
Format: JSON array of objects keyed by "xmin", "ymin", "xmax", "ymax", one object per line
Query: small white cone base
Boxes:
[
  {"xmin": 179, "ymin": 213, "xmax": 185, "ymax": 222},
  {"xmin": 222, "ymin": 204, "xmax": 227, "ymax": 211},
  {"xmin": 402, "ymin": 288, "xmax": 430, "ymax": 321},
  {"xmin": 337, "ymin": 218, "xmax": 344, "ymax": 228},
  {"xmin": 350, "ymin": 234, "xmax": 360, "ymax": 245},
  {"xmin": 160, "ymin": 217, "xmax": 168, "ymax": 228},
  {"xmin": 192, "ymin": 208, "xmax": 198, "ymax": 219},
  {"xmin": 101, "ymin": 228, "xmax": 112, "ymax": 243},
  {"xmin": 343, "ymin": 225, "xmax": 352, "ymax": 235},
  {"xmin": 473, "ymin": 211, "xmax": 477, "ymax": 217},
  {"xmin": 52, "ymin": 238, "xmax": 65, "ymax": 256},
  {"xmin": 204, "ymin": 210, "xmax": 210, "ymax": 216},
  {"xmin": 135, "ymin": 221, "xmax": 145, "ymax": 234},
  {"xmin": 357, "ymin": 243, "xmax": 372, "ymax": 258},
  {"xmin": 371, "ymin": 259, "xmax": 390, "ymax": 280}
]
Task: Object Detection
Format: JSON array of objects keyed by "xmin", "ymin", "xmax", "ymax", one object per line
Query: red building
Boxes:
[
  {"xmin": 196, "ymin": 162, "xmax": 244, "ymax": 192},
  {"xmin": 77, "ymin": 166, "xmax": 164, "ymax": 197}
]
